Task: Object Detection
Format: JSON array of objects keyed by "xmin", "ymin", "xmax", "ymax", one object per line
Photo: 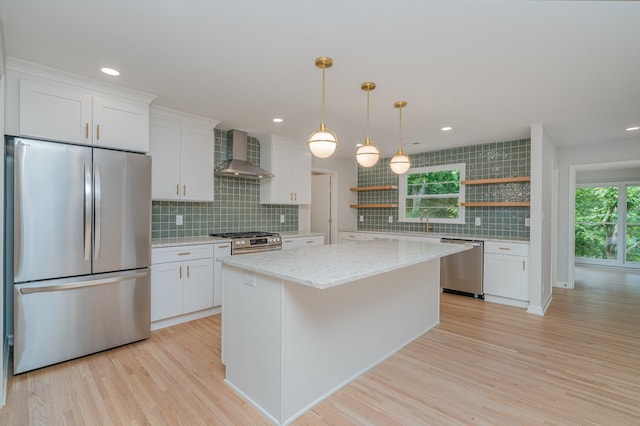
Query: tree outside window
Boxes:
[{"xmin": 399, "ymin": 163, "xmax": 465, "ymax": 224}]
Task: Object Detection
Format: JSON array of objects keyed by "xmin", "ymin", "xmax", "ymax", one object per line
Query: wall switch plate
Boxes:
[
  {"xmin": 359, "ymin": 215, "xmax": 364, "ymax": 223},
  {"xmin": 525, "ymin": 218, "xmax": 531, "ymax": 227},
  {"xmin": 243, "ymin": 273, "xmax": 256, "ymax": 287},
  {"xmin": 176, "ymin": 214, "xmax": 183, "ymax": 226},
  {"xmin": 388, "ymin": 215, "xmax": 393, "ymax": 223},
  {"xmin": 475, "ymin": 217, "xmax": 481, "ymax": 226},
  {"xmin": 280, "ymin": 214, "xmax": 285, "ymax": 223}
]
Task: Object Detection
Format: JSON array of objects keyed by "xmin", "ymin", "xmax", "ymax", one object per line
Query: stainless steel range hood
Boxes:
[{"xmin": 214, "ymin": 130, "xmax": 274, "ymax": 179}]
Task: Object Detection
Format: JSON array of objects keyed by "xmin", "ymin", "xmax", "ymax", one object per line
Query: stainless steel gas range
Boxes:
[{"xmin": 209, "ymin": 231, "xmax": 282, "ymax": 255}]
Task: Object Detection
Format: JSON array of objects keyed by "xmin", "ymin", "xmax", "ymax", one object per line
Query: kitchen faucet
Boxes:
[{"xmin": 420, "ymin": 209, "xmax": 433, "ymax": 233}]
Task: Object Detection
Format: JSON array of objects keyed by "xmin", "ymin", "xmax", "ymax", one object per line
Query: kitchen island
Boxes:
[{"xmin": 219, "ymin": 239, "xmax": 470, "ymax": 425}]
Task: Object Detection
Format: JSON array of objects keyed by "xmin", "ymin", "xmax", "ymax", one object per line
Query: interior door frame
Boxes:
[
  {"xmin": 568, "ymin": 159, "xmax": 640, "ymax": 288},
  {"xmin": 311, "ymin": 167, "xmax": 338, "ymax": 245}
]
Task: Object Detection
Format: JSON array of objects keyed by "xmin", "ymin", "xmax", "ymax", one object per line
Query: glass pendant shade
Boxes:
[
  {"xmin": 356, "ymin": 141, "xmax": 380, "ymax": 167},
  {"xmin": 390, "ymin": 100, "xmax": 410, "ymax": 175},
  {"xmin": 308, "ymin": 57, "xmax": 338, "ymax": 158},
  {"xmin": 308, "ymin": 125, "xmax": 338, "ymax": 158},
  {"xmin": 390, "ymin": 148, "xmax": 411, "ymax": 174}
]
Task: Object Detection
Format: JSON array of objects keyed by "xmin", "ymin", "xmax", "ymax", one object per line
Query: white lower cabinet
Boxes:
[
  {"xmin": 151, "ymin": 244, "xmax": 215, "ymax": 329},
  {"xmin": 483, "ymin": 241, "xmax": 530, "ymax": 307},
  {"xmin": 282, "ymin": 235, "xmax": 325, "ymax": 250}
]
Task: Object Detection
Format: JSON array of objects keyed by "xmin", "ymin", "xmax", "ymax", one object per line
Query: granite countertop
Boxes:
[
  {"xmin": 219, "ymin": 239, "xmax": 470, "ymax": 289},
  {"xmin": 152, "ymin": 231, "xmax": 326, "ymax": 248},
  {"xmin": 151, "ymin": 235, "xmax": 232, "ymax": 248},
  {"xmin": 340, "ymin": 229, "xmax": 529, "ymax": 244}
]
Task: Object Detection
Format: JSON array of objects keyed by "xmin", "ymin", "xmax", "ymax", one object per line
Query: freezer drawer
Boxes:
[{"xmin": 13, "ymin": 269, "xmax": 150, "ymax": 374}]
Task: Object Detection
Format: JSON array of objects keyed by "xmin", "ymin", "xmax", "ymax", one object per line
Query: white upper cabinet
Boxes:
[
  {"xmin": 149, "ymin": 106, "xmax": 219, "ymax": 202},
  {"xmin": 7, "ymin": 58, "xmax": 155, "ymax": 152},
  {"xmin": 19, "ymin": 79, "xmax": 150, "ymax": 152},
  {"xmin": 260, "ymin": 134, "xmax": 311, "ymax": 205}
]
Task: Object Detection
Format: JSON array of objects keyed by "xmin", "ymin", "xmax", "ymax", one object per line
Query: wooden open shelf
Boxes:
[
  {"xmin": 350, "ymin": 204, "xmax": 399, "ymax": 209},
  {"xmin": 461, "ymin": 176, "xmax": 530, "ymax": 185},
  {"xmin": 350, "ymin": 185, "xmax": 398, "ymax": 192},
  {"xmin": 461, "ymin": 201, "xmax": 530, "ymax": 207}
]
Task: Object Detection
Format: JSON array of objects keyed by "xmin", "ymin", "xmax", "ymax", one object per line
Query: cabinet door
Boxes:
[
  {"xmin": 93, "ymin": 96, "xmax": 149, "ymax": 152},
  {"xmin": 291, "ymin": 148, "xmax": 312, "ymax": 204},
  {"xmin": 293, "ymin": 236, "xmax": 324, "ymax": 248},
  {"xmin": 19, "ymin": 79, "xmax": 92, "ymax": 144},
  {"xmin": 150, "ymin": 117, "xmax": 182, "ymax": 200},
  {"xmin": 484, "ymin": 253, "xmax": 529, "ymax": 300},
  {"xmin": 180, "ymin": 124, "xmax": 215, "ymax": 201},
  {"xmin": 213, "ymin": 243, "xmax": 232, "ymax": 306},
  {"xmin": 182, "ymin": 257, "xmax": 214, "ymax": 313},
  {"xmin": 151, "ymin": 262, "xmax": 183, "ymax": 321},
  {"xmin": 270, "ymin": 142, "xmax": 294, "ymax": 204}
]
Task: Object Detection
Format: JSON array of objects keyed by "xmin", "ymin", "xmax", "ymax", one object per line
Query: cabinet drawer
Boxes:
[
  {"xmin": 484, "ymin": 241, "xmax": 529, "ymax": 256},
  {"xmin": 152, "ymin": 244, "xmax": 214, "ymax": 264},
  {"xmin": 339, "ymin": 232, "xmax": 366, "ymax": 241}
]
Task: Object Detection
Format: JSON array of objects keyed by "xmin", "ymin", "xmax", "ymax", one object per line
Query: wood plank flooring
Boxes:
[{"xmin": 1, "ymin": 265, "xmax": 638, "ymax": 425}]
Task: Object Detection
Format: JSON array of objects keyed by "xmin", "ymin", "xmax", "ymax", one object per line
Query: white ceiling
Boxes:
[{"xmin": 0, "ymin": 0, "xmax": 639, "ymax": 158}]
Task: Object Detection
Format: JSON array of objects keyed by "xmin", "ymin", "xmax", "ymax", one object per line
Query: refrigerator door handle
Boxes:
[
  {"xmin": 19, "ymin": 271, "xmax": 149, "ymax": 295},
  {"xmin": 84, "ymin": 162, "xmax": 92, "ymax": 261},
  {"xmin": 94, "ymin": 163, "xmax": 102, "ymax": 260}
]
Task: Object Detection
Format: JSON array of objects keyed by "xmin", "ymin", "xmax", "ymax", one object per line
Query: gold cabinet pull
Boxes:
[
  {"xmin": 178, "ymin": 252, "xmax": 191, "ymax": 256},
  {"xmin": 522, "ymin": 260, "xmax": 525, "ymax": 271},
  {"xmin": 499, "ymin": 247, "xmax": 511, "ymax": 251},
  {"xmin": 85, "ymin": 123, "xmax": 89, "ymax": 139},
  {"xmin": 176, "ymin": 184, "xmax": 179, "ymax": 196},
  {"xmin": 96, "ymin": 124, "xmax": 100, "ymax": 141},
  {"xmin": 218, "ymin": 245, "xmax": 230, "ymax": 249},
  {"xmin": 179, "ymin": 266, "xmax": 182, "ymax": 279},
  {"xmin": 183, "ymin": 184, "xmax": 186, "ymax": 196},
  {"xmin": 187, "ymin": 265, "xmax": 190, "ymax": 278}
]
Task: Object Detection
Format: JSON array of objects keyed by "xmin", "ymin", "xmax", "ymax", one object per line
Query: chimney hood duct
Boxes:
[{"xmin": 214, "ymin": 130, "xmax": 274, "ymax": 179}]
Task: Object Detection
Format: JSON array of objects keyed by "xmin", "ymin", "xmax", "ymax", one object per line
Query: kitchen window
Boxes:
[{"xmin": 399, "ymin": 163, "xmax": 465, "ymax": 224}]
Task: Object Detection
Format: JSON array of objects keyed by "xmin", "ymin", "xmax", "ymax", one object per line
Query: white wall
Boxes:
[
  {"xmin": 311, "ymin": 156, "xmax": 358, "ymax": 233},
  {"xmin": 556, "ymin": 138, "xmax": 640, "ymax": 286},
  {"xmin": 528, "ymin": 124, "xmax": 557, "ymax": 315}
]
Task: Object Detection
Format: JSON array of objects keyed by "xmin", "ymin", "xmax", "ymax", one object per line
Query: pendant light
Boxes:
[
  {"xmin": 389, "ymin": 101, "xmax": 411, "ymax": 175},
  {"xmin": 356, "ymin": 82, "xmax": 381, "ymax": 167},
  {"xmin": 307, "ymin": 57, "xmax": 338, "ymax": 158}
]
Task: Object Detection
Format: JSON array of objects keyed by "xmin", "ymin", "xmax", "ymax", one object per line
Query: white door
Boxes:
[{"xmin": 311, "ymin": 174, "xmax": 332, "ymax": 244}]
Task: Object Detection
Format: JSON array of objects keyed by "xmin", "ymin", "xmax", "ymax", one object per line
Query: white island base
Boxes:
[{"xmin": 222, "ymin": 258, "xmax": 441, "ymax": 425}]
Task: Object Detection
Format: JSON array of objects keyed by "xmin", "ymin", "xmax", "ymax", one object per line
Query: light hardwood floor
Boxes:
[{"xmin": 1, "ymin": 265, "xmax": 639, "ymax": 425}]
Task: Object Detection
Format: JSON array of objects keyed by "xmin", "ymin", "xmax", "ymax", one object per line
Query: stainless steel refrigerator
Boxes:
[{"xmin": 7, "ymin": 136, "xmax": 151, "ymax": 374}]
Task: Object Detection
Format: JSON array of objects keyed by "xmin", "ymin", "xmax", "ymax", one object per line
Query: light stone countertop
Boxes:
[
  {"xmin": 151, "ymin": 235, "xmax": 232, "ymax": 248},
  {"xmin": 340, "ymin": 229, "xmax": 529, "ymax": 244},
  {"xmin": 219, "ymin": 239, "xmax": 470, "ymax": 289}
]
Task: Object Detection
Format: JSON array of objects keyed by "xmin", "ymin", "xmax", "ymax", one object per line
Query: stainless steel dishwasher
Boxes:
[{"xmin": 440, "ymin": 238, "xmax": 484, "ymax": 298}]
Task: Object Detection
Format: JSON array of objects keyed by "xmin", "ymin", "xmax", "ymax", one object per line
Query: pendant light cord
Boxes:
[{"xmin": 320, "ymin": 67, "xmax": 326, "ymax": 130}]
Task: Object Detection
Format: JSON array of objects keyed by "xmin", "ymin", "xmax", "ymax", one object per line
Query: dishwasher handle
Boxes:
[{"xmin": 440, "ymin": 238, "xmax": 483, "ymax": 247}]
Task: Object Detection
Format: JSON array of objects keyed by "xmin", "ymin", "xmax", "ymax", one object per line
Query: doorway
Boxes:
[
  {"xmin": 568, "ymin": 160, "xmax": 640, "ymax": 288},
  {"xmin": 311, "ymin": 170, "xmax": 337, "ymax": 244}
]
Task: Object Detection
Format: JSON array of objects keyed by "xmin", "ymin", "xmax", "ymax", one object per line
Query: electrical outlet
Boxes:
[
  {"xmin": 475, "ymin": 217, "xmax": 481, "ymax": 226},
  {"xmin": 176, "ymin": 215, "xmax": 183, "ymax": 226},
  {"xmin": 280, "ymin": 214, "xmax": 285, "ymax": 223},
  {"xmin": 359, "ymin": 215, "xmax": 364, "ymax": 223},
  {"xmin": 525, "ymin": 218, "xmax": 530, "ymax": 227},
  {"xmin": 388, "ymin": 215, "xmax": 393, "ymax": 223}
]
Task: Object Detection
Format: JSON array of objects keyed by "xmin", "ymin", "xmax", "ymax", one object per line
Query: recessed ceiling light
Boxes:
[
  {"xmin": 101, "ymin": 67, "xmax": 120, "ymax": 76},
  {"xmin": 626, "ymin": 126, "xmax": 639, "ymax": 131},
  {"xmin": 441, "ymin": 126, "xmax": 453, "ymax": 131},
  {"xmin": 272, "ymin": 118, "xmax": 283, "ymax": 123},
  {"xmin": 355, "ymin": 143, "xmax": 363, "ymax": 147}
]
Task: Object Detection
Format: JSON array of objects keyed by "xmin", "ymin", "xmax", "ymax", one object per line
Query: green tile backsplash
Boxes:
[
  {"xmin": 356, "ymin": 139, "xmax": 531, "ymax": 240},
  {"xmin": 151, "ymin": 129, "xmax": 298, "ymax": 239}
]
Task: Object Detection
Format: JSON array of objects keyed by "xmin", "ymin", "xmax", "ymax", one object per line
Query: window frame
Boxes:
[{"xmin": 398, "ymin": 163, "xmax": 466, "ymax": 224}]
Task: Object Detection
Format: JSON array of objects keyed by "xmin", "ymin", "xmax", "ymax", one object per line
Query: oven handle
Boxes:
[{"xmin": 233, "ymin": 245, "xmax": 282, "ymax": 255}]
